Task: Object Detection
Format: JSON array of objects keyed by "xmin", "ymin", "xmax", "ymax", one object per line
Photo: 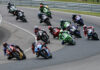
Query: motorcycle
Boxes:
[
  {"xmin": 72, "ymin": 15, "xmax": 84, "ymax": 26},
  {"xmin": 8, "ymin": 6, "xmax": 17, "ymax": 16},
  {"xmin": 38, "ymin": 13, "xmax": 52, "ymax": 26},
  {"xmin": 61, "ymin": 33, "xmax": 76, "ymax": 45},
  {"xmin": 69, "ymin": 26, "xmax": 82, "ymax": 38},
  {"xmin": 16, "ymin": 15, "xmax": 27, "ymax": 22},
  {"xmin": 6, "ymin": 45, "xmax": 26, "ymax": 60},
  {"xmin": 35, "ymin": 45, "xmax": 52, "ymax": 59},
  {"xmin": 87, "ymin": 29, "xmax": 99, "ymax": 40},
  {"xmin": 37, "ymin": 30, "xmax": 50, "ymax": 44},
  {"xmin": 49, "ymin": 28, "xmax": 61, "ymax": 38}
]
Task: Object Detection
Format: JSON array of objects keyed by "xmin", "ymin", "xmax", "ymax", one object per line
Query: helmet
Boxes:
[
  {"xmin": 3, "ymin": 42, "xmax": 8, "ymax": 47},
  {"xmin": 40, "ymin": 3, "xmax": 44, "ymax": 8},
  {"xmin": 40, "ymin": 3, "xmax": 43, "ymax": 5},
  {"xmin": 72, "ymin": 14, "xmax": 76, "ymax": 19},
  {"xmin": 34, "ymin": 26, "xmax": 40, "ymax": 30},
  {"xmin": 60, "ymin": 29, "xmax": 63, "ymax": 33},
  {"xmin": 83, "ymin": 25, "xmax": 87, "ymax": 29}
]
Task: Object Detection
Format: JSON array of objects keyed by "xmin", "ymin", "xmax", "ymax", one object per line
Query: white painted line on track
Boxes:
[
  {"xmin": 6, "ymin": 22, "xmax": 37, "ymax": 53},
  {"xmin": 0, "ymin": 14, "xmax": 36, "ymax": 53}
]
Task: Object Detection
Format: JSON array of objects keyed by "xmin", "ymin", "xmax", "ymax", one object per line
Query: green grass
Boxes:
[
  {"xmin": 18, "ymin": 6, "xmax": 100, "ymax": 17},
  {"xmin": 49, "ymin": 0, "xmax": 100, "ymax": 4}
]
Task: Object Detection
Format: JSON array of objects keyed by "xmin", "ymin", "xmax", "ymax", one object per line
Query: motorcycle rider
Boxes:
[
  {"xmin": 48, "ymin": 26, "xmax": 61, "ymax": 35},
  {"xmin": 32, "ymin": 42, "xmax": 50, "ymax": 57},
  {"xmin": 38, "ymin": 12, "xmax": 46, "ymax": 23},
  {"xmin": 39, "ymin": 3, "xmax": 49, "ymax": 13},
  {"xmin": 83, "ymin": 25, "xmax": 94, "ymax": 37},
  {"xmin": 7, "ymin": 2, "xmax": 12, "ymax": 9},
  {"xmin": 3, "ymin": 42, "xmax": 23, "ymax": 59},
  {"xmin": 34, "ymin": 26, "xmax": 49, "ymax": 40},
  {"xmin": 60, "ymin": 19, "xmax": 71, "ymax": 30},
  {"xmin": 59, "ymin": 29, "xmax": 71, "ymax": 44},
  {"xmin": 16, "ymin": 10, "xmax": 24, "ymax": 20},
  {"xmin": 72, "ymin": 14, "xmax": 84, "ymax": 26}
]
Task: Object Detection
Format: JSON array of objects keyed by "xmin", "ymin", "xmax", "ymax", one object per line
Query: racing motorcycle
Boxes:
[
  {"xmin": 8, "ymin": 5, "xmax": 17, "ymax": 16},
  {"xmin": 72, "ymin": 15, "xmax": 84, "ymax": 26},
  {"xmin": 37, "ymin": 30, "xmax": 50, "ymax": 44},
  {"xmin": 87, "ymin": 29, "xmax": 99, "ymax": 40},
  {"xmin": 6, "ymin": 45, "xmax": 26, "ymax": 60},
  {"xmin": 16, "ymin": 15, "xmax": 27, "ymax": 22},
  {"xmin": 61, "ymin": 32, "xmax": 76, "ymax": 45},
  {"xmin": 69, "ymin": 26, "xmax": 82, "ymax": 38},
  {"xmin": 36, "ymin": 46, "xmax": 52, "ymax": 59},
  {"xmin": 38, "ymin": 13, "xmax": 52, "ymax": 26},
  {"xmin": 49, "ymin": 28, "xmax": 61, "ymax": 38}
]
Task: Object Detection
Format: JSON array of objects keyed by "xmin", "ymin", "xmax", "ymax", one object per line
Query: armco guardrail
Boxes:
[{"xmin": 0, "ymin": 0, "xmax": 100, "ymax": 12}]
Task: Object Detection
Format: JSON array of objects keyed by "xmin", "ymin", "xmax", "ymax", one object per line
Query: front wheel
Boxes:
[
  {"xmin": 92, "ymin": 32, "xmax": 99, "ymax": 40},
  {"xmin": 22, "ymin": 17, "xmax": 27, "ymax": 22},
  {"xmin": 70, "ymin": 40, "xmax": 76, "ymax": 45}
]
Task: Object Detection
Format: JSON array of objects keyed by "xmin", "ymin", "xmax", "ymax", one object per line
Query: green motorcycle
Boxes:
[{"xmin": 59, "ymin": 32, "xmax": 76, "ymax": 45}]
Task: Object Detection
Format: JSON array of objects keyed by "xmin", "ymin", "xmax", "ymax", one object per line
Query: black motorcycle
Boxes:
[
  {"xmin": 38, "ymin": 13, "xmax": 52, "ymax": 26},
  {"xmin": 37, "ymin": 30, "xmax": 50, "ymax": 44},
  {"xmin": 87, "ymin": 29, "xmax": 99, "ymax": 40},
  {"xmin": 70, "ymin": 29, "xmax": 82, "ymax": 38},
  {"xmin": 16, "ymin": 15, "xmax": 27, "ymax": 22}
]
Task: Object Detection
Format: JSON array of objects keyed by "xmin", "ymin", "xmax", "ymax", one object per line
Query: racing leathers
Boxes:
[
  {"xmin": 83, "ymin": 26, "xmax": 94, "ymax": 37},
  {"xmin": 60, "ymin": 21, "xmax": 71, "ymax": 30},
  {"xmin": 34, "ymin": 29, "xmax": 49, "ymax": 40}
]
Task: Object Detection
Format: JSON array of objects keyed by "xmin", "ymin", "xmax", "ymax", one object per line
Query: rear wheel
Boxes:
[{"xmin": 45, "ymin": 19, "xmax": 51, "ymax": 26}]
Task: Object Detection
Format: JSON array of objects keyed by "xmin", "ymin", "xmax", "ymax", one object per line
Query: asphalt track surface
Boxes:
[{"xmin": 0, "ymin": 5, "xmax": 100, "ymax": 70}]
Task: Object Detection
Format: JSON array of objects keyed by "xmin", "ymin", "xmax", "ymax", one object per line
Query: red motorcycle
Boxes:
[{"xmin": 49, "ymin": 27, "xmax": 61, "ymax": 38}]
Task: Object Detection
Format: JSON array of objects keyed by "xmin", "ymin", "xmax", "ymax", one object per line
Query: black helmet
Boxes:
[
  {"xmin": 3, "ymin": 42, "xmax": 8, "ymax": 47},
  {"xmin": 72, "ymin": 14, "xmax": 76, "ymax": 19}
]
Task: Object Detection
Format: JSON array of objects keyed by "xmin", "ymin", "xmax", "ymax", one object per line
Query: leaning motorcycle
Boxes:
[
  {"xmin": 16, "ymin": 16, "xmax": 27, "ymax": 22},
  {"xmin": 87, "ymin": 29, "xmax": 99, "ymax": 40},
  {"xmin": 37, "ymin": 30, "xmax": 50, "ymax": 44},
  {"xmin": 70, "ymin": 28, "xmax": 82, "ymax": 38},
  {"xmin": 8, "ymin": 6, "xmax": 17, "ymax": 16},
  {"xmin": 38, "ymin": 14, "xmax": 52, "ymax": 26},
  {"xmin": 61, "ymin": 33, "xmax": 76, "ymax": 45},
  {"xmin": 36, "ymin": 46, "xmax": 52, "ymax": 59},
  {"xmin": 6, "ymin": 46, "xmax": 26, "ymax": 60},
  {"xmin": 49, "ymin": 28, "xmax": 60, "ymax": 38}
]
